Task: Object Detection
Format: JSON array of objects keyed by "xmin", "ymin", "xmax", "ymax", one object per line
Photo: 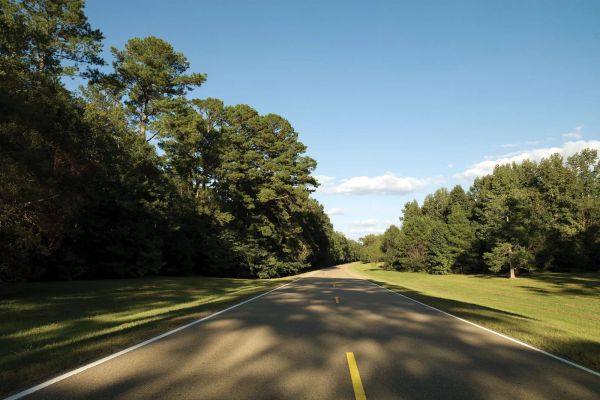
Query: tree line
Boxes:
[
  {"xmin": 0, "ymin": 0, "xmax": 358, "ymax": 281},
  {"xmin": 360, "ymin": 150, "xmax": 600, "ymax": 277}
]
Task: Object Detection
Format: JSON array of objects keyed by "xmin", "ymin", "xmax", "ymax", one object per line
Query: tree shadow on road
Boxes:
[
  {"xmin": 0, "ymin": 276, "xmax": 286, "ymax": 396},
  {"xmin": 5, "ymin": 273, "xmax": 600, "ymax": 400}
]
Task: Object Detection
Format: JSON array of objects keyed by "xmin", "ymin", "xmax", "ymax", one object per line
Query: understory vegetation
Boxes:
[
  {"xmin": 358, "ymin": 151, "xmax": 600, "ymax": 277},
  {"xmin": 0, "ymin": 0, "xmax": 358, "ymax": 281}
]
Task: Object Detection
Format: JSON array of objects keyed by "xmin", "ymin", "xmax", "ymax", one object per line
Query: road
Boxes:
[{"xmin": 9, "ymin": 264, "xmax": 600, "ymax": 399}]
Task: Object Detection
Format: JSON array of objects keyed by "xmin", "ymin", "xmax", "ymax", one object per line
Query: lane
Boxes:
[{"xmin": 11, "ymin": 264, "xmax": 600, "ymax": 399}]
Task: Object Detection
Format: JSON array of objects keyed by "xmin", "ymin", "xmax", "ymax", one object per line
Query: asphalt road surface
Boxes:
[{"xmin": 9, "ymin": 264, "xmax": 600, "ymax": 399}]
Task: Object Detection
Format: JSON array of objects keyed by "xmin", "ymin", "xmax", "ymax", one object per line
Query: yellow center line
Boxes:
[
  {"xmin": 335, "ymin": 296, "xmax": 340, "ymax": 304},
  {"xmin": 346, "ymin": 352, "xmax": 367, "ymax": 400}
]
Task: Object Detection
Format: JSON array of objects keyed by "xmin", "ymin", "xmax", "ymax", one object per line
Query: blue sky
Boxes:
[{"xmin": 81, "ymin": 0, "xmax": 600, "ymax": 239}]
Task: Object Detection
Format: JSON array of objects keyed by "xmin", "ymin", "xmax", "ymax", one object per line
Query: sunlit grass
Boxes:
[
  {"xmin": 351, "ymin": 263, "xmax": 600, "ymax": 371},
  {"xmin": 0, "ymin": 275, "xmax": 290, "ymax": 395}
]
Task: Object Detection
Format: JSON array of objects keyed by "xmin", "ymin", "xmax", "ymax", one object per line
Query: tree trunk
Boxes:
[
  {"xmin": 140, "ymin": 113, "xmax": 147, "ymax": 140},
  {"xmin": 140, "ymin": 99, "xmax": 149, "ymax": 139},
  {"xmin": 507, "ymin": 245, "xmax": 516, "ymax": 278}
]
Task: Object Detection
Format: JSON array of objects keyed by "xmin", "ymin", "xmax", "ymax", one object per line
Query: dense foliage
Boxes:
[
  {"xmin": 0, "ymin": 0, "xmax": 357, "ymax": 281},
  {"xmin": 372, "ymin": 152, "xmax": 600, "ymax": 276}
]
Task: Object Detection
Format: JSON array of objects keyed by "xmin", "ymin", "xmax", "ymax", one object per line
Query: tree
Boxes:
[
  {"xmin": 427, "ymin": 223, "xmax": 452, "ymax": 274},
  {"xmin": 0, "ymin": 0, "xmax": 105, "ymax": 280},
  {"xmin": 400, "ymin": 200, "xmax": 421, "ymax": 222},
  {"xmin": 0, "ymin": 0, "xmax": 103, "ymax": 79},
  {"xmin": 108, "ymin": 36, "xmax": 206, "ymax": 141},
  {"xmin": 204, "ymin": 104, "xmax": 318, "ymax": 277},
  {"xmin": 67, "ymin": 83, "xmax": 167, "ymax": 278},
  {"xmin": 295, "ymin": 199, "xmax": 357, "ymax": 267},
  {"xmin": 567, "ymin": 149, "xmax": 600, "ymax": 269},
  {"xmin": 449, "ymin": 185, "xmax": 471, "ymax": 212},
  {"xmin": 397, "ymin": 215, "xmax": 436, "ymax": 271},
  {"xmin": 157, "ymin": 98, "xmax": 205, "ymax": 198},
  {"xmin": 380, "ymin": 150, "xmax": 600, "ymax": 276},
  {"xmin": 421, "ymin": 188, "xmax": 450, "ymax": 221},
  {"xmin": 1, "ymin": 2, "xmax": 355, "ymax": 281},
  {"xmin": 484, "ymin": 242, "xmax": 532, "ymax": 278},
  {"xmin": 445, "ymin": 204, "xmax": 476, "ymax": 272},
  {"xmin": 381, "ymin": 225, "xmax": 402, "ymax": 269},
  {"xmin": 359, "ymin": 234, "xmax": 385, "ymax": 263}
]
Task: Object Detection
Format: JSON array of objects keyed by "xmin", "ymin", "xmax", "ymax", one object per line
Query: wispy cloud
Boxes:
[
  {"xmin": 345, "ymin": 219, "xmax": 398, "ymax": 239},
  {"xmin": 350, "ymin": 219, "xmax": 379, "ymax": 228},
  {"xmin": 456, "ymin": 139, "xmax": 600, "ymax": 180},
  {"xmin": 314, "ymin": 175, "xmax": 336, "ymax": 186},
  {"xmin": 349, "ymin": 227, "xmax": 386, "ymax": 236},
  {"xmin": 316, "ymin": 173, "xmax": 436, "ymax": 195},
  {"xmin": 562, "ymin": 126, "xmax": 583, "ymax": 140},
  {"xmin": 325, "ymin": 207, "xmax": 345, "ymax": 216},
  {"xmin": 500, "ymin": 139, "xmax": 549, "ymax": 149}
]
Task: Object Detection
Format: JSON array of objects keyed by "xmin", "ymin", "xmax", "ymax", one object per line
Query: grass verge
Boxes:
[
  {"xmin": 350, "ymin": 263, "xmax": 600, "ymax": 372},
  {"xmin": 0, "ymin": 275, "xmax": 292, "ymax": 396}
]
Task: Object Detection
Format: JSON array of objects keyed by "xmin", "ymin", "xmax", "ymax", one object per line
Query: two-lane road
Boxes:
[{"xmin": 8, "ymin": 264, "xmax": 600, "ymax": 399}]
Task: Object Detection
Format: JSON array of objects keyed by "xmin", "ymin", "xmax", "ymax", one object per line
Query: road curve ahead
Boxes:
[{"xmin": 10, "ymin": 264, "xmax": 600, "ymax": 400}]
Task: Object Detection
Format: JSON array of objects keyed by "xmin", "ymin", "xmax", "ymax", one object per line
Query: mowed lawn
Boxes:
[
  {"xmin": 351, "ymin": 263, "xmax": 600, "ymax": 372},
  {"xmin": 0, "ymin": 275, "xmax": 291, "ymax": 396}
]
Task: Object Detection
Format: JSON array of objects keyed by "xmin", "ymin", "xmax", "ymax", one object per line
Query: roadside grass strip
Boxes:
[
  {"xmin": 351, "ymin": 263, "xmax": 600, "ymax": 377},
  {"xmin": 1, "ymin": 278, "xmax": 298, "ymax": 399}
]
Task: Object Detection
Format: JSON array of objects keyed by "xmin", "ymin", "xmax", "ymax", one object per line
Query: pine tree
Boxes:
[
  {"xmin": 446, "ymin": 204, "xmax": 476, "ymax": 272},
  {"xmin": 427, "ymin": 224, "xmax": 452, "ymax": 274},
  {"xmin": 107, "ymin": 36, "xmax": 206, "ymax": 141}
]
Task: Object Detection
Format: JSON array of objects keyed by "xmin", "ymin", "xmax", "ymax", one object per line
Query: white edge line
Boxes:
[
  {"xmin": 366, "ymin": 279, "xmax": 600, "ymax": 378},
  {"xmin": 3, "ymin": 278, "xmax": 301, "ymax": 400}
]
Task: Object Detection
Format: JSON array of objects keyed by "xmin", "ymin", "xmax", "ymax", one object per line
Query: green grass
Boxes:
[
  {"xmin": 351, "ymin": 263, "xmax": 600, "ymax": 372},
  {"xmin": 0, "ymin": 275, "xmax": 291, "ymax": 395}
]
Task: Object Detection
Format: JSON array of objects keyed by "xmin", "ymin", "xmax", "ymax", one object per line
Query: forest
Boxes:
[
  {"xmin": 3, "ymin": 1, "xmax": 599, "ymax": 283},
  {"xmin": 360, "ymin": 150, "xmax": 600, "ymax": 277},
  {"xmin": 0, "ymin": 0, "xmax": 358, "ymax": 281}
]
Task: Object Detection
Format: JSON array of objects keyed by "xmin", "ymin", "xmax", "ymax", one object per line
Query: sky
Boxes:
[{"xmin": 80, "ymin": 0, "xmax": 600, "ymax": 239}]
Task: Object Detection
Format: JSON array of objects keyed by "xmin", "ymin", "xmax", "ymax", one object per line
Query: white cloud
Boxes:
[
  {"xmin": 563, "ymin": 126, "xmax": 583, "ymax": 140},
  {"xmin": 317, "ymin": 173, "xmax": 433, "ymax": 195},
  {"xmin": 314, "ymin": 175, "xmax": 336, "ymax": 187},
  {"xmin": 325, "ymin": 207, "xmax": 345, "ymax": 216},
  {"xmin": 348, "ymin": 227, "xmax": 387, "ymax": 238},
  {"xmin": 455, "ymin": 140, "xmax": 600, "ymax": 180},
  {"xmin": 525, "ymin": 140, "xmax": 542, "ymax": 146},
  {"xmin": 345, "ymin": 219, "xmax": 398, "ymax": 239},
  {"xmin": 500, "ymin": 139, "xmax": 544, "ymax": 149},
  {"xmin": 350, "ymin": 219, "xmax": 379, "ymax": 227}
]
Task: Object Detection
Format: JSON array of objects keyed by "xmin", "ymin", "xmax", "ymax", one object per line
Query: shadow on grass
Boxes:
[
  {"xmin": 367, "ymin": 278, "xmax": 535, "ymax": 323},
  {"xmin": 524, "ymin": 273, "xmax": 600, "ymax": 297},
  {"xmin": 369, "ymin": 266, "xmax": 600, "ymax": 298},
  {"xmin": 364, "ymin": 277, "xmax": 600, "ymax": 371},
  {"xmin": 0, "ymin": 277, "xmax": 285, "ymax": 396}
]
